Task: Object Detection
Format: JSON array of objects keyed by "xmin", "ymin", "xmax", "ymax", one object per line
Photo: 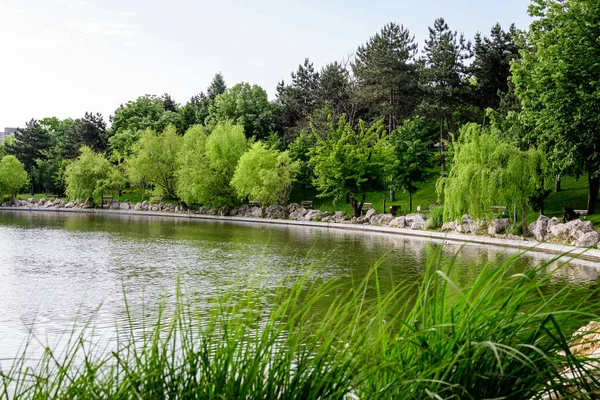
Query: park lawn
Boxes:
[{"xmin": 290, "ymin": 172, "xmax": 600, "ymax": 229}]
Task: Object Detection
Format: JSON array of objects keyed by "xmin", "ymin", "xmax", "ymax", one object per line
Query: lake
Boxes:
[{"xmin": 0, "ymin": 210, "xmax": 598, "ymax": 367}]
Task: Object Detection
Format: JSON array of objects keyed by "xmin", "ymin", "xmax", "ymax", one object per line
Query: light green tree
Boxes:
[
  {"xmin": 438, "ymin": 123, "xmax": 550, "ymax": 233},
  {"xmin": 65, "ymin": 146, "xmax": 120, "ymax": 200},
  {"xmin": 231, "ymin": 142, "xmax": 298, "ymax": 206},
  {"xmin": 0, "ymin": 155, "xmax": 29, "ymax": 199},
  {"xmin": 127, "ymin": 125, "xmax": 183, "ymax": 199},
  {"xmin": 310, "ymin": 117, "xmax": 394, "ymax": 217},
  {"xmin": 176, "ymin": 122, "xmax": 248, "ymax": 206},
  {"xmin": 390, "ymin": 117, "xmax": 434, "ymax": 211}
]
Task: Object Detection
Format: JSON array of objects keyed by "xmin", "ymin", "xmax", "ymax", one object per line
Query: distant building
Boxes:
[{"xmin": 0, "ymin": 127, "xmax": 17, "ymax": 141}]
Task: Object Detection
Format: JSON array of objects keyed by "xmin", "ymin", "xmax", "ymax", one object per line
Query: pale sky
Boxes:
[{"xmin": 0, "ymin": 0, "xmax": 532, "ymax": 130}]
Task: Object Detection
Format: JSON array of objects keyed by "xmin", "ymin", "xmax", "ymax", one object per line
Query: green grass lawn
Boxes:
[{"xmin": 290, "ymin": 172, "xmax": 600, "ymax": 228}]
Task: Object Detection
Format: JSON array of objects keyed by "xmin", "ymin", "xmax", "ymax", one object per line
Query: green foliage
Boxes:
[
  {"xmin": 310, "ymin": 117, "xmax": 394, "ymax": 217},
  {"xmin": 7, "ymin": 119, "xmax": 52, "ymax": 193},
  {"xmin": 471, "ymin": 23, "xmax": 521, "ymax": 110},
  {"xmin": 65, "ymin": 146, "xmax": 119, "ymax": 200},
  {"xmin": 439, "ymin": 123, "xmax": 550, "ymax": 231},
  {"xmin": 208, "ymin": 83, "xmax": 277, "ymax": 140},
  {"xmin": 512, "ymin": 0, "xmax": 600, "ymax": 214},
  {"xmin": 0, "ymin": 155, "xmax": 29, "ymax": 199},
  {"xmin": 426, "ymin": 206, "xmax": 444, "ymax": 229},
  {"xmin": 353, "ymin": 22, "xmax": 419, "ymax": 131},
  {"xmin": 231, "ymin": 142, "xmax": 298, "ymax": 206},
  {"xmin": 176, "ymin": 122, "xmax": 248, "ymax": 207},
  {"xmin": 126, "ymin": 125, "xmax": 183, "ymax": 199},
  {"xmin": 390, "ymin": 117, "xmax": 434, "ymax": 211},
  {"xmin": 60, "ymin": 112, "xmax": 110, "ymax": 159}
]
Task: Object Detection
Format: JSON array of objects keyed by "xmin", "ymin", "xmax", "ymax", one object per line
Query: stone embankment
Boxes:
[{"xmin": 3, "ymin": 197, "xmax": 600, "ymax": 250}]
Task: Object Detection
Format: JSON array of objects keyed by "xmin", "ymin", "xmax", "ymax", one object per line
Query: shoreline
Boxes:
[{"xmin": 2, "ymin": 206, "xmax": 600, "ymax": 264}]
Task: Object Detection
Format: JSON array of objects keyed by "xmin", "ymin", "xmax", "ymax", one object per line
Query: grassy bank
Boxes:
[{"xmin": 1, "ymin": 251, "xmax": 599, "ymax": 399}]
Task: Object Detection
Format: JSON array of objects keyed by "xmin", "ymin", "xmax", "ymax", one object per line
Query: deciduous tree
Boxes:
[
  {"xmin": 310, "ymin": 117, "xmax": 394, "ymax": 217},
  {"xmin": 231, "ymin": 142, "xmax": 298, "ymax": 206},
  {"xmin": 0, "ymin": 155, "xmax": 29, "ymax": 199}
]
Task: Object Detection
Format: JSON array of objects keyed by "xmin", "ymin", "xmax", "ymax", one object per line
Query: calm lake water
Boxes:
[{"xmin": 0, "ymin": 210, "xmax": 598, "ymax": 366}]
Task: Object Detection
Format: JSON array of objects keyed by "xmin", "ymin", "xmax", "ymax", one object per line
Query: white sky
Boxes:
[{"xmin": 0, "ymin": 0, "xmax": 532, "ymax": 129}]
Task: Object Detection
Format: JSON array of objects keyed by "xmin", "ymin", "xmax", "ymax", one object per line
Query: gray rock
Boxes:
[
  {"xmin": 363, "ymin": 208, "xmax": 376, "ymax": 220},
  {"xmin": 289, "ymin": 207, "xmax": 308, "ymax": 220},
  {"xmin": 405, "ymin": 213, "xmax": 426, "ymax": 230},
  {"xmin": 574, "ymin": 231, "xmax": 600, "ymax": 247},
  {"xmin": 134, "ymin": 203, "xmax": 142, "ymax": 211},
  {"xmin": 303, "ymin": 209, "xmax": 322, "ymax": 222},
  {"xmin": 489, "ymin": 218, "xmax": 511, "ymax": 236},
  {"xmin": 82, "ymin": 197, "xmax": 94, "ymax": 209},
  {"xmin": 247, "ymin": 206, "xmax": 263, "ymax": 218},
  {"xmin": 119, "ymin": 202, "xmax": 131, "ymax": 210},
  {"xmin": 457, "ymin": 215, "xmax": 479, "ymax": 234},
  {"xmin": 64, "ymin": 202, "xmax": 75, "ymax": 209},
  {"xmin": 236, "ymin": 205, "xmax": 250, "ymax": 216},
  {"xmin": 389, "ymin": 216, "xmax": 406, "ymax": 228},
  {"xmin": 441, "ymin": 221, "xmax": 457, "ymax": 232},
  {"xmin": 219, "ymin": 206, "xmax": 230, "ymax": 216},
  {"xmin": 547, "ymin": 219, "xmax": 599, "ymax": 247},
  {"xmin": 109, "ymin": 200, "xmax": 120, "ymax": 210},
  {"xmin": 286, "ymin": 203, "xmax": 302, "ymax": 213},
  {"xmin": 370, "ymin": 213, "xmax": 393, "ymax": 226},
  {"xmin": 266, "ymin": 205, "xmax": 287, "ymax": 219},
  {"xmin": 141, "ymin": 200, "xmax": 149, "ymax": 209},
  {"xmin": 529, "ymin": 215, "xmax": 550, "ymax": 241}
]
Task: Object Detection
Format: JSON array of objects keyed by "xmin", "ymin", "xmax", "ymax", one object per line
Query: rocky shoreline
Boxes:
[{"xmin": 3, "ymin": 197, "xmax": 600, "ymax": 251}]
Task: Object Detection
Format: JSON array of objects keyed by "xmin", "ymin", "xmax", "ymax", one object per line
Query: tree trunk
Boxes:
[
  {"xmin": 439, "ymin": 118, "xmax": 446, "ymax": 175},
  {"xmin": 409, "ymin": 192, "xmax": 413, "ymax": 212},
  {"xmin": 350, "ymin": 197, "xmax": 361, "ymax": 218},
  {"xmin": 555, "ymin": 174, "xmax": 561, "ymax": 193},
  {"xmin": 30, "ymin": 165, "xmax": 35, "ymax": 195},
  {"xmin": 382, "ymin": 193, "xmax": 386, "ymax": 215},
  {"xmin": 588, "ymin": 175, "xmax": 599, "ymax": 215},
  {"xmin": 389, "ymin": 189, "xmax": 395, "ymax": 202},
  {"xmin": 521, "ymin": 202, "xmax": 527, "ymax": 235}
]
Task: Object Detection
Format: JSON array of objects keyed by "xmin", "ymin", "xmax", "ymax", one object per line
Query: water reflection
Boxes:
[{"xmin": 0, "ymin": 211, "xmax": 597, "ymax": 367}]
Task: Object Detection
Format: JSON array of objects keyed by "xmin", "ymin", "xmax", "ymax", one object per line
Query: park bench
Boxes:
[
  {"xmin": 301, "ymin": 200, "xmax": 313, "ymax": 209},
  {"xmin": 149, "ymin": 196, "xmax": 163, "ymax": 204},
  {"xmin": 491, "ymin": 206, "xmax": 507, "ymax": 216},
  {"xmin": 361, "ymin": 202, "xmax": 373, "ymax": 216},
  {"xmin": 248, "ymin": 200, "xmax": 260, "ymax": 207},
  {"xmin": 574, "ymin": 209, "xmax": 588, "ymax": 219},
  {"xmin": 45, "ymin": 194, "xmax": 58, "ymax": 200},
  {"xmin": 102, "ymin": 195, "xmax": 113, "ymax": 208}
]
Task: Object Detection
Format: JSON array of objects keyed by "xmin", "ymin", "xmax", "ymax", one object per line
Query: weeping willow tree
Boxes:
[{"xmin": 437, "ymin": 123, "xmax": 550, "ymax": 233}]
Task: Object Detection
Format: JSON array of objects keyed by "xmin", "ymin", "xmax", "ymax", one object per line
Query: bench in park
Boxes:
[
  {"xmin": 361, "ymin": 202, "xmax": 373, "ymax": 216},
  {"xmin": 102, "ymin": 195, "xmax": 113, "ymax": 208},
  {"xmin": 491, "ymin": 206, "xmax": 507, "ymax": 216},
  {"xmin": 574, "ymin": 209, "xmax": 588, "ymax": 219},
  {"xmin": 45, "ymin": 194, "xmax": 59, "ymax": 200},
  {"xmin": 301, "ymin": 200, "xmax": 313, "ymax": 209},
  {"xmin": 248, "ymin": 200, "xmax": 260, "ymax": 207}
]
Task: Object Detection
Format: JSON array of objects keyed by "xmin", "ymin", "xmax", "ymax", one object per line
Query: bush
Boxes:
[{"xmin": 426, "ymin": 206, "xmax": 444, "ymax": 229}]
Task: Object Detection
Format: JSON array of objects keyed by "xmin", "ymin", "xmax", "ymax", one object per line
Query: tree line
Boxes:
[{"xmin": 1, "ymin": 0, "xmax": 598, "ymax": 223}]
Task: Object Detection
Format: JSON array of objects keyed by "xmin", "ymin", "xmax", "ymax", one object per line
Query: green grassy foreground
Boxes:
[{"xmin": 1, "ymin": 251, "xmax": 599, "ymax": 399}]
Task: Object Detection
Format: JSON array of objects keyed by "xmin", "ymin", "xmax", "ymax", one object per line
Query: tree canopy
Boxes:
[
  {"xmin": 176, "ymin": 122, "xmax": 248, "ymax": 207},
  {"xmin": 310, "ymin": 117, "xmax": 394, "ymax": 217},
  {"xmin": 511, "ymin": 0, "xmax": 600, "ymax": 214},
  {"xmin": 231, "ymin": 142, "xmax": 298, "ymax": 206},
  {"xmin": 0, "ymin": 155, "xmax": 29, "ymax": 199}
]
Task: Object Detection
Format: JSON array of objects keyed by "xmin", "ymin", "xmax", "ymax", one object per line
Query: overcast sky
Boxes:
[{"xmin": 0, "ymin": 0, "xmax": 532, "ymax": 130}]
